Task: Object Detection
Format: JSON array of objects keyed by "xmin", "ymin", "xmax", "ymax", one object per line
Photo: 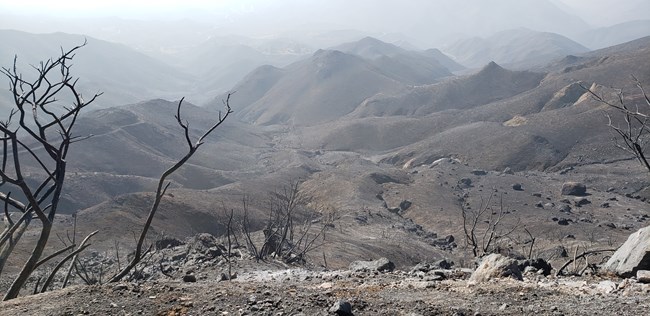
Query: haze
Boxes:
[{"xmin": 1, "ymin": 0, "xmax": 648, "ymax": 48}]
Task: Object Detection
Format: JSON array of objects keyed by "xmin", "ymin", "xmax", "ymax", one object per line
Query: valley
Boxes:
[{"xmin": 1, "ymin": 1, "xmax": 650, "ymax": 313}]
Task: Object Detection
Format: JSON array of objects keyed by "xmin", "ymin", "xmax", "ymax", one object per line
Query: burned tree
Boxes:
[
  {"xmin": 0, "ymin": 42, "xmax": 101, "ymax": 300},
  {"xmin": 582, "ymin": 77, "xmax": 650, "ymax": 173}
]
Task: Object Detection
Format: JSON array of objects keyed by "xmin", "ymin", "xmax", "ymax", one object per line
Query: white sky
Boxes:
[
  {"xmin": 0, "ymin": 0, "xmax": 261, "ymax": 17},
  {"xmin": 1, "ymin": 0, "xmax": 645, "ymax": 21}
]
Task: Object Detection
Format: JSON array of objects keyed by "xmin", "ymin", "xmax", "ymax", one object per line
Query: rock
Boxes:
[
  {"xmin": 435, "ymin": 259, "xmax": 454, "ymax": 269},
  {"xmin": 557, "ymin": 218, "xmax": 570, "ymax": 225},
  {"xmin": 328, "ymin": 300, "xmax": 353, "ymax": 316},
  {"xmin": 596, "ymin": 280, "xmax": 617, "ymax": 293},
  {"xmin": 155, "ymin": 237, "xmax": 184, "ymax": 250},
  {"xmin": 600, "ymin": 202, "xmax": 610, "ymax": 208},
  {"xmin": 469, "ymin": 254, "xmax": 522, "ymax": 283},
  {"xmin": 557, "ymin": 204, "xmax": 572, "ymax": 213},
  {"xmin": 471, "ymin": 169, "xmax": 487, "ymax": 176},
  {"xmin": 349, "ymin": 257, "xmax": 395, "ymax": 272},
  {"xmin": 458, "ymin": 178, "xmax": 473, "ymax": 188},
  {"xmin": 182, "ymin": 274, "xmax": 197, "ymax": 282},
  {"xmin": 512, "ymin": 183, "xmax": 523, "ymax": 191},
  {"xmin": 535, "ymin": 201, "xmax": 544, "ymax": 208},
  {"xmin": 573, "ymin": 197, "xmax": 591, "ymax": 206},
  {"xmin": 602, "ymin": 225, "xmax": 650, "ymax": 277},
  {"xmin": 543, "ymin": 202, "xmax": 555, "ymax": 209},
  {"xmin": 399, "ymin": 200, "xmax": 412, "ymax": 211},
  {"xmin": 561, "ymin": 182, "xmax": 587, "ymax": 196},
  {"xmin": 518, "ymin": 258, "xmax": 552, "ymax": 276},
  {"xmin": 637, "ymin": 270, "xmax": 650, "ymax": 283},
  {"xmin": 502, "ymin": 167, "xmax": 514, "ymax": 174}
]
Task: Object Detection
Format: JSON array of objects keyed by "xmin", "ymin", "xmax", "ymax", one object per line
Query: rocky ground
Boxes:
[{"xmin": 1, "ymin": 233, "xmax": 649, "ymax": 316}]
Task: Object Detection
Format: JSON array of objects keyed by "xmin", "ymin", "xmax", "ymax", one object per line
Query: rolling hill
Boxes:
[
  {"xmin": 443, "ymin": 28, "xmax": 589, "ymax": 69},
  {"xmin": 0, "ymin": 30, "xmax": 194, "ymax": 111}
]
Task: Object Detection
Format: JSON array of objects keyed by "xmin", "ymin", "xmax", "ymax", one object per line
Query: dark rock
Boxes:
[
  {"xmin": 557, "ymin": 218, "xmax": 570, "ymax": 225},
  {"xmin": 458, "ymin": 178, "xmax": 473, "ymax": 188},
  {"xmin": 561, "ymin": 182, "xmax": 587, "ymax": 196},
  {"xmin": 155, "ymin": 237, "xmax": 185, "ymax": 250},
  {"xmin": 182, "ymin": 274, "xmax": 197, "ymax": 282},
  {"xmin": 518, "ymin": 258, "xmax": 552, "ymax": 276},
  {"xmin": 329, "ymin": 300, "xmax": 353, "ymax": 316},
  {"xmin": 574, "ymin": 197, "xmax": 591, "ymax": 206},
  {"xmin": 435, "ymin": 259, "xmax": 454, "ymax": 269},
  {"xmin": 535, "ymin": 201, "xmax": 544, "ymax": 208},
  {"xmin": 512, "ymin": 183, "xmax": 523, "ymax": 191},
  {"xmin": 543, "ymin": 202, "xmax": 555, "ymax": 209},
  {"xmin": 471, "ymin": 169, "xmax": 487, "ymax": 176},
  {"xmin": 399, "ymin": 200, "xmax": 412, "ymax": 211},
  {"xmin": 532, "ymin": 193, "xmax": 542, "ymax": 197},
  {"xmin": 600, "ymin": 202, "xmax": 610, "ymax": 208}
]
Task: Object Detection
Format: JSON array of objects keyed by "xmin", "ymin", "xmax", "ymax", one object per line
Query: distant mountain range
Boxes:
[
  {"xmin": 442, "ymin": 28, "xmax": 590, "ymax": 69},
  {"xmin": 0, "ymin": 30, "xmax": 193, "ymax": 110}
]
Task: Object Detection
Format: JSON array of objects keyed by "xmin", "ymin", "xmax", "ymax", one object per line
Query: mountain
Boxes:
[
  {"xmin": 0, "ymin": 30, "xmax": 193, "ymax": 110},
  {"xmin": 166, "ymin": 37, "xmax": 310, "ymax": 103},
  {"xmin": 577, "ymin": 20, "xmax": 650, "ymax": 50},
  {"xmin": 348, "ymin": 61, "xmax": 544, "ymax": 118},
  {"xmin": 297, "ymin": 36, "xmax": 650, "ymax": 172},
  {"xmin": 221, "ymin": 49, "xmax": 409, "ymax": 125},
  {"xmin": 333, "ymin": 37, "xmax": 457, "ymax": 83},
  {"xmin": 443, "ymin": 28, "xmax": 589, "ymax": 69}
]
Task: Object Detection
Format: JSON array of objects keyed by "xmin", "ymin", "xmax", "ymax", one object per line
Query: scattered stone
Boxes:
[
  {"xmin": 543, "ymin": 202, "xmax": 555, "ymax": 209},
  {"xmin": 329, "ymin": 300, "xmax": 353, "ymax": 316},
  {"xmin": 349, "ymin": 257, "xmax": 395, "ymax": 272},
  {"xmin": 561, "ymin": 182, "xmax": 587, "ymax": 196},
  {"xmin": 469, "ymin": 254, "xmax": 522, "ymax": 283},
  {"xmin": 532, "ymin": 193, "xmax": 542, "ymax": 197},
  {"xmin": 600, "ymin": 202, "xmax": 610, "ymax": 208},
  {"xmin": 512, "ymin": 183, "xmax": 523, "ymax": 191},
  {"xmin": 602, "ymin": 225, "xmax": 650, "ymax": 277},
  {"xmin": 535, "ymin": 201, "xmax": 544, "ymax": 208},
  {"xmin": 502, "ymin": 167, "xmax": 514, "ymax": 174},
  {"xmin": 557, "ymin": 218, "xmax": 570, "ymax": 226}
]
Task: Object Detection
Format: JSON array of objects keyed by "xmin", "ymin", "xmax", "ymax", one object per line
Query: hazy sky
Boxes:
[
  {"xmin": 1, "ymin": 0, "xmax": 647, "ymax": 26},
  {"xmin": 1, "ymin": 0, "xmax": 648, "ymax": 49}
]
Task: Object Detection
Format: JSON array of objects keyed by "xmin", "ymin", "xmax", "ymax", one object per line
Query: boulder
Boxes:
[
  {"xmin": 512, "ymin": 183, "xmax": 523, "ymax": 191},
  {"xmin": 329, "ymin": 300, "xmax": 353, "ymax": 316},
  {"xmin": 602, "ymin": 225, "xmax": 650, "ymax": 277},
  {"xmin": 637, "ymin": 270, "xmax": 650, "ymax": 283},
  {"xmin": 561, "ymin": 182, "xmax": 587, "ymax": 196},
  {"xmin": 399, "ymin": 200, "xmax": 412, "ymax": 211},
  {"xmin": 349, "ymin": 257, "xmax": 395, "ymax": 272},
  {"xmin": 469, "ymin": 254, "xmax": 522, "ymax": 283}
]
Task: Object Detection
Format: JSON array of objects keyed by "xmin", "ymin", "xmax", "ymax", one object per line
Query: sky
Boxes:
[
  {"xmin": 1, "ymin": 0, "xmax": 648, "ymax": 49},
  {"xmin": 1, "ymin": 0, "xmax": 647, "ymax": 26}
]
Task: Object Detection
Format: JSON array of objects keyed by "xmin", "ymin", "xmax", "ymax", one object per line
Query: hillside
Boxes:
[
  {"xmin": 0, "ymin": 30, "xmax": 193, "ymax": 110},
  {"xmin": 443, "ymin": 28, "xmax": 589, "ymax": 69},
  {"xmin": 226, "ymin": 49, "xmax": 408, "ymax": 125}
]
